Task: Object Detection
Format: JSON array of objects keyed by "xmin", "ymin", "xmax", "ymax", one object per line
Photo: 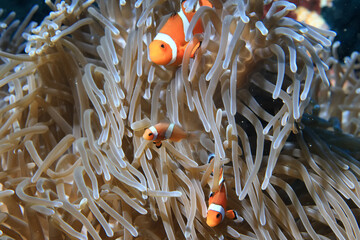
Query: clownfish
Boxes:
[
  {"xmin": 206, "ymin": 154, "xmax": 239, "ymax": 227},
  {"xmin": 149, "ymin": 0, "xmax": 212, "ymax": 66},
  {"xmin": 143, "ymin": 123, "xmax": 188, "ymax": 148}
]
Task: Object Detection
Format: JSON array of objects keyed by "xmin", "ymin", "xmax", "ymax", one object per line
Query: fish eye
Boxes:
[
  {"xmin": 148, "ymin": 133, "xmax": 153, "ymax": 136},
  {"xmin": 216, "ymin": 213, "xmax": 221, "ymax": 218},
  {"xmin": 160, "ymin": 44, "xmax": 165, "ymax": 48}
]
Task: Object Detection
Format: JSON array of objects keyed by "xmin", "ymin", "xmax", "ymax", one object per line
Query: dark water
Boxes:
[
  {"xmin": 1, "ymin": 0, "xmax": 360, "ymax": 60},
  {"xmin": 0, "ymin": 0, "xmax": 49, "ymax": 24},
  {"xmin": 322, "ymin": 0, "xmax": 360, "ymax": 60}
]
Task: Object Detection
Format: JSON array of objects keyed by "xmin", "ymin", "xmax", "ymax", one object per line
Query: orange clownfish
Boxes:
[
  {"xmin": 149, "ymin": 0, "xmax": 212, "ymax": 66},
  {"xmin": 143, "ymin": 123, "xmax": 188, "ymax": 148},
  {"xmin": 206, "ymin": 154, "xmax": 239, "ymax": 227}
]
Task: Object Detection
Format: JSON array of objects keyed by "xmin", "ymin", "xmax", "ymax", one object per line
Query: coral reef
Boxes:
[
  {"xmin": 0, "ymin": 0, "xmax": 359, "ymax": 239},
  {"xmin": 264, "ymin": 0, "xmax": 328, "ymax": 29}
]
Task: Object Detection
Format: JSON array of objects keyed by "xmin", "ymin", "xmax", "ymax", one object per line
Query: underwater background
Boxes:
[
  {"xmin": 2, "ymin": 0, "xmax": 360, "ymax": 60},
  {"xmin": 0, "ymin": 0, "xmax": 48, "ymax": 23},
  {"xmin": 1, "ymin": 0, "xmax": 360, "ymax": 239}
]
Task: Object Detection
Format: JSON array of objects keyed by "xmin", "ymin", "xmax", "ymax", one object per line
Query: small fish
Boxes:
[
  {"xmin": 206, "ymin": 154, "xmax": 239, "ymax": 227},
  {"xmin": 148, "ymin": 0, "xmax": 212, "ymax": 66},
  {"xmin": 143, "ymin": 123, "xmax": 188, "ymax": 148}
]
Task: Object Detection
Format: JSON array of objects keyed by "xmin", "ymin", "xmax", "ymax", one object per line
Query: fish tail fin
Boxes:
[
  {"xmin": 186, "ymin": 130, "xmax": 201, "ymax": 143},
  {"xmin": 207, "ymin": 153, "xmax": 224, "ymax": 180},
  {"xmin": 208, "ymin": 153, "xmax": 215, "ymax": 176},
  {"xmin": 154, "ymin": 141, "xmax": 162, "ymax": 148},
  {"xmin": 219, "ymin": 166, "xmax": 224, "ymax": 184},
  {"xmin": 207, "ymin": 153, "xmax": 215, "ymax": 164}
]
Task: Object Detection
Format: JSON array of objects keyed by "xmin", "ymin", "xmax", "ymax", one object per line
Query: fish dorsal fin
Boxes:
[{"xmin": 195, "ymin": 1, "xmax": 200, "ymax": 10}]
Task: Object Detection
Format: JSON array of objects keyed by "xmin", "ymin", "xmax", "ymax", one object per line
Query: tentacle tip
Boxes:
[
  {"xmin": 288, "ymin": 3, "xmax": 297, "ymax": 10},
  {"xmin": 93, "ymin": 193, "xmax": 100, "ymax": 200},
  {"xmin": 184, "ymin": 226, "xmax": 191, "ymax": 238},
  {"xmin": 53, "ymin": 201, "xmax": 63, "ymax": 208},
  {"xmin": 238, "ymin": 191, "xmax": 246, "ymax": 200},
  {"xmin": 30, "ymin": 177, "xmax": 37, "ymax": 183},
  {"xmin": 260, "ymin": 217, "xmax": 266, "ymax": 226},
  {"xmin": 242, "ymin": 16, "xmax": 250, "ymax": 23}
]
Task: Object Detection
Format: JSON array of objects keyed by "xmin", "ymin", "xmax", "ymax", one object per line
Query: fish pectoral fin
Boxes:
[
  {"xmin": 225, "ymin": 210, "xmax": 237, "ymax": 220},
  {"xmin": 225, "ymin": 210, "xmax": 236, "ymax": 219},
  {"xmin": 226, "ymin": 210, "xmax": 244, "ymax": 222},
  {"xmin": 190, "ymin": 42, "xmax": 201, "ymax": 58},
  {"xmin": 180, "ymin": 42, "xmax": 201, "ymax": 58}
]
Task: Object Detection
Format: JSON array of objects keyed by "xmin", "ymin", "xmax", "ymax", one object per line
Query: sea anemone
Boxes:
[{"xmin": 0, "ymin": 0, "xmax": 359, "ymax": 239}]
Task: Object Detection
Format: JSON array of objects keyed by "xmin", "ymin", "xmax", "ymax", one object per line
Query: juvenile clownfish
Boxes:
[
  {"xmin": 143, "ymin": 123, "xmax": 188, "ymax": 148},
  {"xmin": 149, "ymin": 0, "xmax": 212, "ymax": 66},
  {"xmin": 206, "ymin": 154, "xmax": 239, "ymax": 227}
]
